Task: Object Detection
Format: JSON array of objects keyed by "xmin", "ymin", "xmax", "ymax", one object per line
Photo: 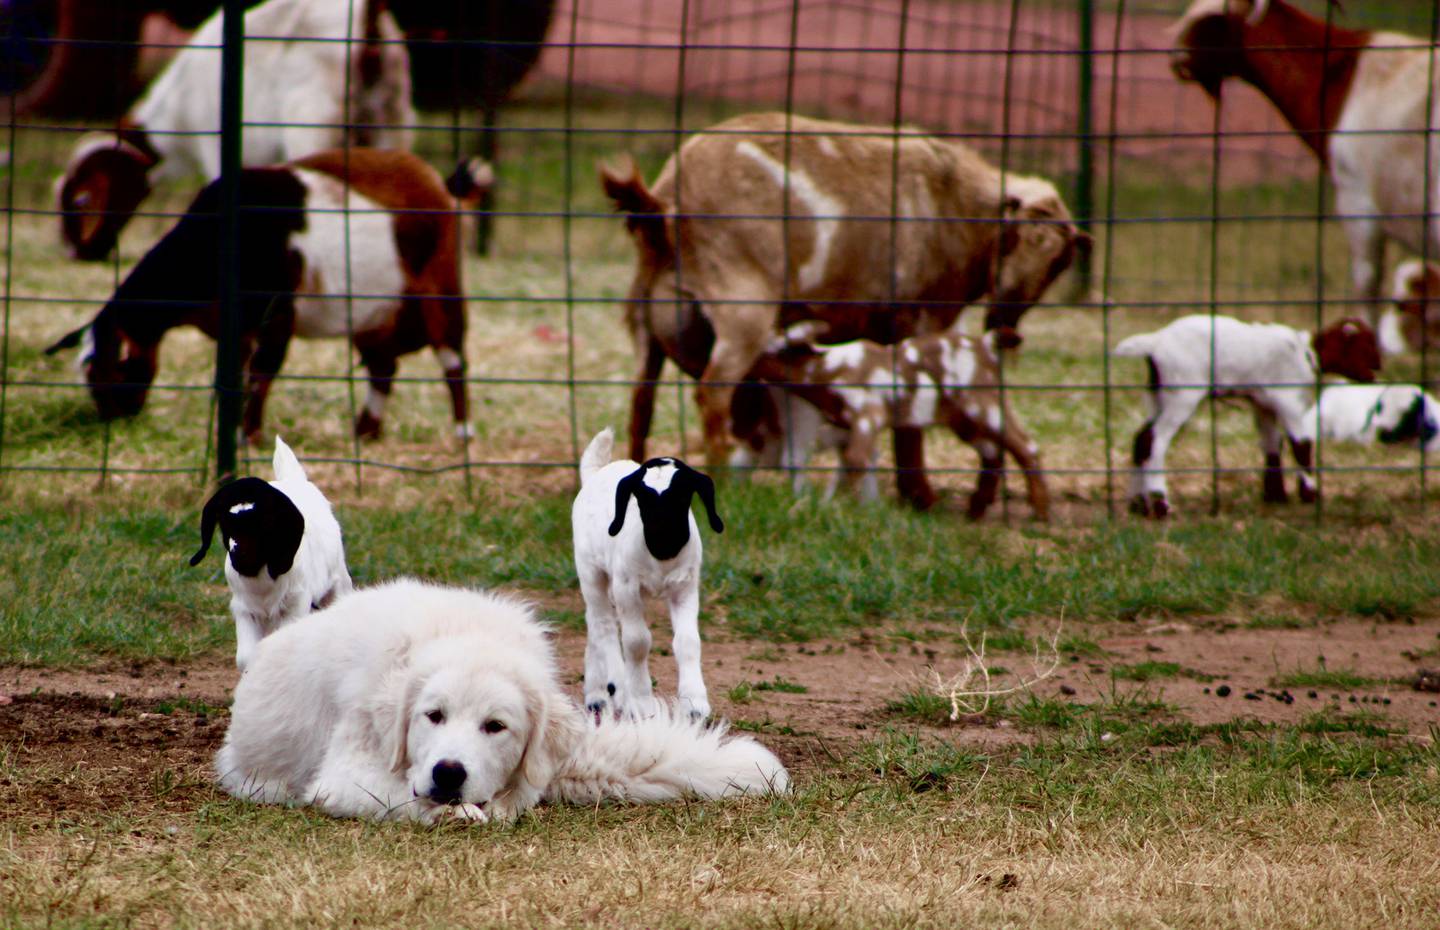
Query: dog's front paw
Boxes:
[{"xmin": 424, "ymin": 803, "xmax": 488, "ymax": 825}]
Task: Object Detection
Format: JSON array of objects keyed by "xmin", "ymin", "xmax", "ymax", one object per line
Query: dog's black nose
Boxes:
[{"xmin": 430, "ymin": 760, "xmax": 467, "ymax": 802}]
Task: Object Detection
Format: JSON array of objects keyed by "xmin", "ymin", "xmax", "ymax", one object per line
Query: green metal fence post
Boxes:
[
  {"xmin": 1073, "ymin": 0, "xmax": 1094, "ymax": 299},
  {"xmin": 215, "ymin": 0, "xmax": 245, "ymax": 481}
]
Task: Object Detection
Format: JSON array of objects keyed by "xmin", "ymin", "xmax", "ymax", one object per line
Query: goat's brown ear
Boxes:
[
  {"xmin": 600, "ymin": 158, "xmax": 673, "ymax": 259},
  {"xmin": 1073, "ymin": 229, "xmax": 1095, "ymax": 258},
  {"xmin": 45, "ymin": 326, "xmax": 88, "ymax": 356}
]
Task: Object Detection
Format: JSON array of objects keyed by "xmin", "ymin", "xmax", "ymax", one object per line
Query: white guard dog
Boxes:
[
  {"xmin": 215, "ymin": 579, "xmax": 788, "ymax": 824},
  {"xmin": 190, "ymin": 435, "xmax": 352, "ymax": 671}
]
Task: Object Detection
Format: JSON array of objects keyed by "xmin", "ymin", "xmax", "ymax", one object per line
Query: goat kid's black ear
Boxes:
[
  {"xmin": 682, "ymin": 464, "xmax": 724, "ymax": 534},
  {"xmin": 608, "ymin": 469, "xmax": 642, "ymax": 537},
  {"xmin": 190, "ymin": 477, "xmax": 270, "ymax": 566},
  {"xmin": 263, "ymin": 487, "xmax": 305, "ymax": 579},
  {"xmin": 45, "ymin": 326, "xmax": 88, "ymax": 356}
]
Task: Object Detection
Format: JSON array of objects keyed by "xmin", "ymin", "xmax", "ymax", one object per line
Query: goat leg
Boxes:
[{"xmin": 892, "ymin": 427, "xmax": 937, "ymax": 510}]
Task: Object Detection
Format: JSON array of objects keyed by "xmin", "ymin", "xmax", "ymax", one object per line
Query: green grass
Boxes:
[
  {"xmin": 1271, "ymin": 661, "xmax": 1382, "ymax": 691},
  {"xmin": 4, "ymin": 489, "xmax": 1440, "ymax": 664}
]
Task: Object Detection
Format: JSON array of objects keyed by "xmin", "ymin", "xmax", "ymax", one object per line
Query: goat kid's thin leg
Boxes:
[
  {"xmin": 667, "ymin": 582, "xmax": 710, "ymax": 720},
  {"xmin": 628, "ymin": 337, "xmax": 666, "ymax": 462},
  {"xmin": 611, "ymin": 583, "xmax": 658, "ymax": 719},
  {"xmin": 579, "ymin": 570, "xmax": 625, "ymax": 722},
  {"xmin": 1288, "ymin": 433, "xmax": 1317, "ymax": 504},
  {"xmin": 419, "ymin": 297, "xmax": 472, "ymax": 441},
  {"xmin": 1253, "ymin": 407, "xmax": 1288, "ymax": 504},
  {"xmin": 995, "ymin": 417, "xmax": 1050, "ymax": 521},
  {"xmin": 966, "ymin": 438, "xmax": 1005, "ymax": 520},
  {"xmin": 1131, "ymin": 388, "xmax": 1203, "ymax": 519},
  {"xmin": 893, "ymin": 427, "xmax": 938, "ymax": 510}
]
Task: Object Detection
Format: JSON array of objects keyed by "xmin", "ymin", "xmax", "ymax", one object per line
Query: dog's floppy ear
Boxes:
[
  {"xmin": 608, "ymin": 467, "xmax": 644, "ymax": 536},
  {"xmin": 375, "ymin": 658, "xmax": 420, "ymax": 776},
  {"xmin": 517, "ymin": 681, "xmax": 580, "ymax": 792},
  {"xmin": 680, "ymin": 463, "xmax": 724, "ymax": 534},
  {"xmin": 189, "ymin": 477, "xmax": 272, "ymax": 567}
]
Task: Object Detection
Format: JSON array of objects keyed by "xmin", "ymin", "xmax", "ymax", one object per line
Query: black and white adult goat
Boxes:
[
  {"xmin": 572, "ymin": 428, "xmax": 724, "ymax": 722},
  {"xmin": 56, "ymin": 0, "xmax": 413, "ymax": 260},
  {"xmin": 46, "ymin": 149, "xmax": 485, "ymax": 444},
  {"xmin": 190, "ymin": 436, "xmax": 353, "ymax": 671}
]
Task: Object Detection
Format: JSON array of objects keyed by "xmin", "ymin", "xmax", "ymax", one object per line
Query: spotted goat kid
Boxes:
[{"xmin": 748, "ymin": 322, "xmax": 1049, "ymax": 520}]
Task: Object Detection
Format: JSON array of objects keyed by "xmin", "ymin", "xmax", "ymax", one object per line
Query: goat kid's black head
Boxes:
[
  {"xmin": 190, "ymin": 477, "xmax": 306, "ymax": 580},
  {"xmin": 608, "ymin": 458, "xmax": 724, "ymax": 561},
  {"xmin": 45, "ymin": 316, "xmax": 157, "ymax": 421}
]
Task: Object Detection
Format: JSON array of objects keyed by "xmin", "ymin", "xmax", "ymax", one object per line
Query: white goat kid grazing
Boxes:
[
  {"xmin": 190, "ymin": 436, "xmax": 353, "ymax": 671},
  {"xmin": 1306, "ymin": 384, "xmax": 1440, "ymax": 453},
  {"xmin": 573, "ymin": 429, "xmax": 724, "ymax": 722},
  {"xmin": 1115, "ymin": 315, "xmax": 1381, "ymax": 517},
  {"xmin": 56, "ymin": 0, "xmax": 413, "ymax": 260}
]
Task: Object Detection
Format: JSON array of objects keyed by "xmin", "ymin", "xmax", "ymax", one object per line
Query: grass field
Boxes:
[{"xmin": 3, "ymin": 88, "xmax": 1440, "ymax": 928}]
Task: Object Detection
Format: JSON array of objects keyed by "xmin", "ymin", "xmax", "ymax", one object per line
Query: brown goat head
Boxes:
[
  {"xmin": 984, "ymin": 177, "xmax": 1091, "ymax": 332},
  {"xmin": 1167, "ymin": 0, "xmax": 1265, "ymax": 98},
  {"xmin": 56, "ymin": 135, "xmax": 156, "ymax": 261},
  {"xmin": 1313, "ymin": 317, "xmax": 1380, "ymax": 383}
]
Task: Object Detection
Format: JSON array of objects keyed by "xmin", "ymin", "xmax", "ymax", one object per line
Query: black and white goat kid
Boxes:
[
  {"xmin": 572, "ymin": 428, "xmax": 724, "ymax": 722},
  {"xmin": 190, "ymin": 436, "xmax": 353, "ymax": 671}
]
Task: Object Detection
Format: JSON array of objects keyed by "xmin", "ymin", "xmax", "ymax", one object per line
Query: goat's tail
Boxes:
[
  {"xmin": 579, "ymin": 428, "xmax": 614, "ymax": 485},
  {"xmin": 1113, "ymin": 332, "xmax": 1159, "ymax": 358},
  {"xmin": 272, "ymin": 435, "xmax": 307, "ymax": 483},
  {"xmin": 599, "ymin": 157, "xmax": 673, "ymax": 261},
  {"xmin": 547, "ymin": 706, "xmax": 790, "ymax": 807},
  {"xmin": 446, "ymin": 157, "xmax": 495, "ymax": 206}
]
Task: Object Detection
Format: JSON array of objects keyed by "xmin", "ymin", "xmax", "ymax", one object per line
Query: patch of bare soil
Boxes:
[{"xmin": 3, "ymin": 616, "xmax": 1437, "ymax": 820}]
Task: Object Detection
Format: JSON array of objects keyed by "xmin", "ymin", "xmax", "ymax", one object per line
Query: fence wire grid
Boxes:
[{"xmin": 1, "ymin": 0, "xmax": 1438, "ymax": 522}]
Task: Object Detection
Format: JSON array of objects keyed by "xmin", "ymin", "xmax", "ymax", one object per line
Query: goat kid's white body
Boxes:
[
  {"xmin": 573, "ymin": 429, "xmax": 710, "ymax": 720},
  {"xmin": 1115, "ymin": 315, "xmax": 1320, "ymax": 507},
  {"xmin": 227, "ymin": 437, "xmax": 352, "ymax": 671},
  {"xmin": 136, "ymin": 0, "xmax": 413, "ymax": 182},
  {"xmin": 1306, "ymin": 384, "xmax": 1440, "ymax": 453},
  {"xmin": 1327, "ymin": 34, "xmax": 1440, "ymax": 321},
  {"xmin": 217, "ymin": 580, "xmax": 787, "ymax": 823}
]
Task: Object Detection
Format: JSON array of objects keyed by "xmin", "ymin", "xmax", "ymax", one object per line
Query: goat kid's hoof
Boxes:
[
  {"xmin": 455, "ymin": 422, "xmax": 476, "ymax": 442},
  {"xmin": 680, "ymin": 697, "xmax": 712, "ymax": 721},
  {"xmin": 1130, "ymin": 493, "xmax": 1170, "ymax": 519},
  {"xmin": 1298, "ymin": 484, "xmax": 1319, "ymax": 504},
  {"xmin": 354, "ymin": 412, "xmax": 383, "ymax": 441}
]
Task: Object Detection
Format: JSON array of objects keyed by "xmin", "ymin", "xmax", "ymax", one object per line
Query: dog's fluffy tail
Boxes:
[
  {"xmin": 579, "ymin": 428, "xmax": 614, "ymax": 485},
  {"xmin": 272, "ymin": 435, "xmax": 307, "ymax": 483},
  {"xmin": 547, "ymin": 706, "xmax": 790, "ymax": 806}
]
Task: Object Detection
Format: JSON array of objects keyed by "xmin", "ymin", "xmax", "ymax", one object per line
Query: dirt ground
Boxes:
[{"xmin": 4, "ymin": 610, "xmax": 1438, "ymax": 821}]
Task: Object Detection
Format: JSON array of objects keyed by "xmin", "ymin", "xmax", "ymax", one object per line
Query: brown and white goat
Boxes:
[
  {"xmin": 1115, "ymin": 314, "xmax": 1379, "ymax": 518},
  {"xmin": 1168, "ymin": 0, "xmax": 1439, "ymax": 325},
  {"xmin": 747, "ymin": 322, "xmax": 1049, "ymax": 520},
  {"xmin": 56, "ymin": 0, "xmax": 413, "ymax": 261},
  {"xmin": 601, "ymin": 111, "xmax": 1089, "ymax": 481},
  {"xmin": 46, "ymin": 149, "xmax": 487, "ymax": 445}
]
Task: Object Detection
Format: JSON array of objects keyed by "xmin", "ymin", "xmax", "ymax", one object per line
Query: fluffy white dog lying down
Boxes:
[{"xmin": 216, "ymin": 579, "xmax": 789, "ymax": 823}]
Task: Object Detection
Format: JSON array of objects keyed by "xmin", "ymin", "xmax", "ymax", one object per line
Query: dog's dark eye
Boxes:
[
  {"xmin": 425, "ymin": 709, "xmax": 445, "ymax": 725},
  {"xmin": 482, "ymin": 720, "xmax": 507, "ymax": 734}
]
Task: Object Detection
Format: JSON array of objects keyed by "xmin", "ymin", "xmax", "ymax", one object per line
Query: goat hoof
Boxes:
[
  {"xmin": 1148, "ymin": 494, "xmax": 1171, "ymax": 519},
  {"xmin": 1128, "ymin": 494, "xmax": 1150, "ymax": 516},
  {"xmin": 354, "ymin": 412, "xmax": 382, "ymax": 440},
  {"xmin": 1299, "ymin": 484, "xmax": 1318, "ymax": 504}
]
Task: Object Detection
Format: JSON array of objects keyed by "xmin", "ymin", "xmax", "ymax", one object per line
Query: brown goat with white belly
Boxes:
[{"xmin": 602, "ymin": 111, "xmax": 1089, "ymax": 493}]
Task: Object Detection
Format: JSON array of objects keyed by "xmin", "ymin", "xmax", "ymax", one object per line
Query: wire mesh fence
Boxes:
[{"xmin": 1, "ymin": 0, "xmax": 1438, "ymax": 522}]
